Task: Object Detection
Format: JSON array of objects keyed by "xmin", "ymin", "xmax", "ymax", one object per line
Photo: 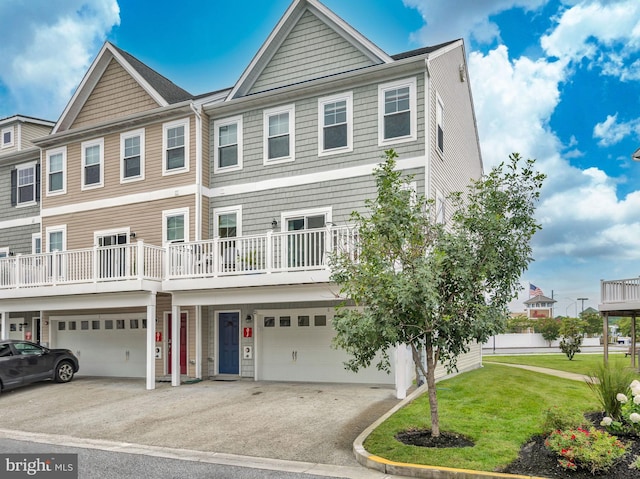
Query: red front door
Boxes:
[{"xmin": 168, "ymin": 313, "xmax": 187, "ymax": 374}]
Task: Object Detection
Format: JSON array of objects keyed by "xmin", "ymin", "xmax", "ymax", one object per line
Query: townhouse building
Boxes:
[{"xmin": 0, "ymin": 0, "xmax": 484, "ymax": 398}]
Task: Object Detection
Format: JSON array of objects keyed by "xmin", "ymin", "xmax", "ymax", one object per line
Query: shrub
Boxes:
[
  {"xmin": 542, "ymin": 405, "xmax": 585, "ymax": 432},
  {"xmin": 559, "ymin": 317, "xmax": 583, "ymax": 360},
  {"xmin": 601, "ymin": 379, "xmax": 640, "ymax": 436},
  {"xmin": 586, "ymin": 362, "xmax": 637, "ymax": 421},
  {"xmin": 545, "ymin": 427, "xmax": 627, "ymax": 474}
]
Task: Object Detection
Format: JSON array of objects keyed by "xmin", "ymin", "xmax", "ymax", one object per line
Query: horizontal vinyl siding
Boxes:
[
  {"xmin": 211, "ymin": 73, "xmax": 426, "ymax": 187},
  {"xmin": 249, "ymin": 11, "xmax": 376, "ymax": 95},
  {"xmin": 71, "ymin": 59, "xmax": 160, "ymax": 129},
  {"xmin": 42, "ymin": 195, "xmax": 195, "ymax": 250},
  {"xmin": 0, "ymin": 224, "xmax": 40, "ymax": 255},
  {"xmin": 42, "ymin": 115, "xmax": 197, "ymax": 210},
  {"xmin": 20, "ymin": 124, "xmax": 52, "ymax": 148},
  {"xmin": 0, "ymin": 160, "xmax": 40, "ymax": 222},
  {"xmin": 428, "ymin": 46, "xmax": 482, "ymax": 211}
]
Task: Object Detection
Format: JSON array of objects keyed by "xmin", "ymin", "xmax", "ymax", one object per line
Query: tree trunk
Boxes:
[{"xmin": 424, "ymin": 339, "xmax": 439, "ymax": 437}]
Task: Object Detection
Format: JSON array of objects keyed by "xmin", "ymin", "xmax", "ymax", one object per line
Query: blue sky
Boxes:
[{"xmin": 2, "ymin": 0, "xmax": 640, "ymax": 316}]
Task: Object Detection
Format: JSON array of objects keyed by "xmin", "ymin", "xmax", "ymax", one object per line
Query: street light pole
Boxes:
[{"xmin": 577, "ymin": 297, "xmax": 588, "ymax": 315}]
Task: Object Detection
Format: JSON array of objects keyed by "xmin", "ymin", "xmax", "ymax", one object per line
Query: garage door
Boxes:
[
  {"xmin": 52, "ymin": 316, "xmax": 146, "ymax": 378},
  {"xmin": 258, "ymin": 309, "xmax": 394, "ymax": 384}
]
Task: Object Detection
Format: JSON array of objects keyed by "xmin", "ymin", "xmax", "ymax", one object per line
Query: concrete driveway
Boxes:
[{"xmin": 0, "ymin": 377, "xmax": 400, "ymax": 467}]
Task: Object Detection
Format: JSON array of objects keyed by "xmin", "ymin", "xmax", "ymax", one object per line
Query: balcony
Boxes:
[
  {"xmin": 164, "ymin": 226, "xmax": 357, "ymax": 290},
  {"xmin": 600, "ymin": 277, "xmax": 640, "ymax": 315},
  {"xmin": 0, "ymin": 242, "xmax": 165, "ymax": 298},
  {"xmin": 0, "ymin": 227, "xmax": 358, "ymax": 297}
]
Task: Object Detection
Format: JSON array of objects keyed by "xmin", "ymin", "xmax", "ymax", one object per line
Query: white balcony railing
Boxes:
[
  {"xmin": 0, "ymin": 227, "xmax": 358, "ymax": 291},
  {"xmin": 166, "ymin": 226, "xmax": 358, "ymax": 279},
  {"xmin": 601, "ymin": 277, "xmax": 640, "ymax": 304},
  {"xmin": 0, "ymin": 241, "xmax": 165, "ymax": 290}
]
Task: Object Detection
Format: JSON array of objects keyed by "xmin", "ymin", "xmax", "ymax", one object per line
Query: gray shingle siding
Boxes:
[{"xmin": 0, "ymin": 224, "xmax": 40, "ymax": 254}]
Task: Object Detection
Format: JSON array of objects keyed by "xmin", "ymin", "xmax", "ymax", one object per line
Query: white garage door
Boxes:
[
  {"xmin": 52, "ymin": 316, "xmax": 147, "ymax": 378},
  {"xmin": 258, "ymin": 309, "xmax": 394, "ymax": 384}
]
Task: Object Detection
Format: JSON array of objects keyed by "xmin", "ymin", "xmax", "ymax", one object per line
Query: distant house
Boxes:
[
  {"xmin": 0, "ymin": 0, "xmax": 484, "ymax": 398},
  {"xmin": 524, "ymin": 294, "xmax": 557, "ymax": 319}
]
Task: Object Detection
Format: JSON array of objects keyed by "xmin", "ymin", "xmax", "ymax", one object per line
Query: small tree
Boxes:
[
  {"xmin": 330, "ymin": 150, "xmax": 544, "ymax": 437},
  {"xmin": 535, "ymin": 316, "xmax": 561, "ymax": 346},
  {"xmin": 560, "ymin": 317, "xmax": 583, "ymax": 360},
  {"xmin": 580, "ymin": 311, "xmax": 603, "ymax": 337},
  {"xmin": 506, "ymin": 314, "xmax": 533, "ymax": 333}
]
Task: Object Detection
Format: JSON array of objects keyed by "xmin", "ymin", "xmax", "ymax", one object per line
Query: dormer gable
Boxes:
[
  {"xmin": 0, "ymin": 115, "xmax": 54, "ymax": 156},
  {"xmin": 229, "ymin": 0, "xmax": 393, "ymax": 99},
  {"xmin": 53, "ymin": 42, "xmax": 192, "ymax": 134}
]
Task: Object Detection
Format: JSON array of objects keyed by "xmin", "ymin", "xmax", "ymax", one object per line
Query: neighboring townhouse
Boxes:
[
  {"xmin": 0, "ymin": 115, "xmax": 54, "ymax": 342},
  {"xmin": 0, "ymin": 0, "xmax": 484, "ymax": 398}
]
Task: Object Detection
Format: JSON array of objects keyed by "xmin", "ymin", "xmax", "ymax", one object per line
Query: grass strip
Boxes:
[
  {"xmin": 364, "ymin": 363, "xmax": 600, "ymax": 472},
  {"xmin": 484, "ymin": 353, "xmax": 637, "ymax": 377}
]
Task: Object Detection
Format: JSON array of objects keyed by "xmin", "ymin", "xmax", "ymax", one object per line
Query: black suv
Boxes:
[{"xmin": 0, "ymin": 340, "xmax": 79, "ymax": 394}]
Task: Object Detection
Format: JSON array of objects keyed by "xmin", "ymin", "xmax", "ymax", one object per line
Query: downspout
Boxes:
[{"xmin": 190, "ymin": 102, "xmax": 203, "ymax": 242}]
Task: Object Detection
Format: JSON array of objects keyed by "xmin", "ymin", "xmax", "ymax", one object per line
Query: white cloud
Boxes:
[
  {"xmin": 403, "ymin": 0, "xmax": 549, "ymax": 46},
  {"xmin": 0, "ymin": 0, "xmax": 120, "ymax": 120},
  {"xmin": 593, "ymin": 114, "xmax": 640, "ymax": 147}
]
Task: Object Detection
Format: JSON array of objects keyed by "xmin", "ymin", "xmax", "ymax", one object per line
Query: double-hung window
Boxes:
[
  {"xmin": 436, "ymin": 94, "xmax": 444, "ymax": 156},
  {"xmin": 16, "ymin": 164, "xmax": 36, "ymax": 205},
  {"xmin": 378, "ymin": 78, "xmax": 417, "ymax": 145},
  {"xmin": 81, "ymin": 138, "xmax": 104, "ymax": 189},
  {"xmin": 214, "ymin": 206, "xmax": 242, "ymax": 271},
  {"xmin": 121, "ymin": 128, "xmax": 145, "ymax": 182},
  {"xmin": 163, "ymin": 208, "xmax": 189, "ymax": 245},
  {"xmin": 264, "ymin": 104, "xmax": 295, "ymax": 164},
  {"xmin": 47, "ymin": 147, "xmax": 66, "ymax": 195},
  {"xmin": 1, "ymin": 127, "xmax": 14, "ymax": 149},
  {"xmin": 318, "ymin": 92, "xmax": 352, "ymax": 155},
  {"xmin": 214, "ymin": 116, "xmax": 242, "ymax": 172},
  {"xmin": 163, "ymin": 118, "xmax": 189, "ymax": 174}
]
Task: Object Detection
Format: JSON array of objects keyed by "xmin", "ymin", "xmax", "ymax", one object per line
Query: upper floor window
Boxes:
[
  {"xmin": 318, "ymin": 92, "xmax": 353, "ymax": 155},
  {"xmin": 214, "ymin": 116, "xmax": 243, "ymax": 173},
  {"xmin": 81, "ymin": 138, "xmax": 104, "ymax": 190},
  {"xmin": 11, "ymin": 162, "xmax": 39, "ymax": 206},
  {"xmin": 378, "ymin": 78, "xmax": 417, "ymax": 145},
  {"xmin": 121, "ymin": 128, "xmax": 145, "ymax": 182},
  {"xmin": 163, "ymin": 118, "xmax": 190, "ymax": 174},
  {"xmin": 436, "ymin": 94, "xmax": 444, "ymax": 155},
  {"xmin": 46, "ymin": 147, "xmax": 66, "ymax": 195},
  {"xmin": 1, "ymin": 127, "xmax": 14, "ymax": 148},
  {"xmin": 163, "ymin": 208, "xmax": 189, "ymax": 245},
  {"xmin": 264, "ymin": 104, "xmax": 295, "ymax": 164}
]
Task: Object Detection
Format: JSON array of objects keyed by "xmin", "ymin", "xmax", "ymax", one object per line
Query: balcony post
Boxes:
[
  {"xmin": 137, "ymin": 240, "xmax": 144, "ymax": 280},
  {"xmin": 165, "ymin": 244, "xmax": 172, "ymax": 279},
  {"xmin": 15, "ymin": 254, "xmax": 22, "ymax": 288},
  {"xmin": 52, "ymin": 251, "xmax": 59, "ymax": 286},
  {"xmin": 92, "ymin": 245, "xmax": 99, "ymax": 283},
  {"xmin": 266, "ymin": 231, "xmax": 273, "ymax": 273}
]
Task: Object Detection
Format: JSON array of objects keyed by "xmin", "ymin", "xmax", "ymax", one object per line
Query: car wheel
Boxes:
[{"xmin": 54, "ymin": 361, "xmax": 75, "ymax": 383}]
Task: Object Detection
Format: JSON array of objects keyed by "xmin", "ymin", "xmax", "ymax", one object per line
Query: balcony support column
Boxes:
[
  {"xmin": 195, "ymin": 305, "xmax": 202, "ymax": 379},
  {"xmin": 171, "ymin": 303, "xmax": 181, "ymax": 387},
  {"xmin": 146, "ymin": 294, "xmax": 156, "ymax": 390},
  {"xmin": 0, "ymin": 311, "xmax": 7, "ymax": 340},
  {"xmin": 603, "ymin": 312, "xmax": 609, "ymax": 365}
]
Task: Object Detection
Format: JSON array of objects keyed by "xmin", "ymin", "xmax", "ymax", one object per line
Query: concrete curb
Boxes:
[{"xmin": 352, "ymin": 364, "xmax": 583, "ymax": 479}]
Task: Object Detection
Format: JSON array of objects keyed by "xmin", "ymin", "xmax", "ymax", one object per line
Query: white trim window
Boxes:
[
  {"xmin": 264, "ymin": 104, "xmax": 295, "ymax": 164},
  {"xmin": 378, "ymin": 77, "xmax": 417, "ymax": 145},
  {"xmin": 32, "ymin": 233, "xmax": 41, "ymax": 254},
  {"xmin": 81, "ymin": 138, "xmax": 104, "ymax": 190},
  {"xmin": 213, "ymin": 206, "xmax": 242, "ymax": 238},
  {"xmin": 46, "ymin": 146, "xmax": 66, "ymax": 195},
  {"xmin": 281, "ymin": 207, "xmax": 331, "ymax": 269},
  {"xmin": 436, "ymin": 94, "xmax": 444, "ymax": 156},
  {"xmin": 318, "ymin": 92, "xmax": 353, "ymax": 156},
  {"xmin": 46, "ymin": 225, "xmax": 66, "ymax": 252},
  {"xmin": 214, "ymin": 116, "xmax": 243, "ymax": 173},
  {"xmin": 0, "ymin": 247, "xmax": 9, "ymax": 258},
  {"xmin": 163, "ymin": 208, "xmax": 189, "ymax": 245},
  {"xmin": 15, "ymin": 162, "xmax": 37, "ymax": 206},
  {"xmin": 120, "ymin": 128, "xmax": 145, "ymax": 182},
  {"xmin": 163, "ymin": 118, "xmax": 190, "ymax": 174},
  {"xmin": 1, "ymin": 126, "xmax": 14, "ymax": 149}
]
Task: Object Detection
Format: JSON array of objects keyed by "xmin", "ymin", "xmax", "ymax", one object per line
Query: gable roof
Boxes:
[
  {"xmin": 229, "ymin": 0, "xmax": 393, "ymax": 100},
  {"xmin": 524, "ymin": 294, "xmax": 557, "ymax": 305},
  {"xmin": 53, "ymin": 42, "xmax": 193, "ymax": 134}
]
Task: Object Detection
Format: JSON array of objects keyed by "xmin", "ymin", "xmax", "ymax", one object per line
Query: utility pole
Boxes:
[{"xmin": 577, "ymin": 297, "xmax": 588, "ymax": 315}]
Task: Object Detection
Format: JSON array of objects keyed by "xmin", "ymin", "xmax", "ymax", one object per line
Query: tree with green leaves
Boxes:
[
  {"xmin": 534, "ymin": 316, "xmax": 561, "ymax": 346},
  {"xmin": 580, "ymin": 310, "xmax": 603, "ymax": 337},
  {"xmin": 506, "ymin": 314, "xmax": 533, "ymax": 333},
  {"xmin": 330, "ymin": 150, "xmax": 544, "ymax": 437}
]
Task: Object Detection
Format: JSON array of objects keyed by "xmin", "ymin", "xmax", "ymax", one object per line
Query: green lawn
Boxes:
[
  {"xmin": 484, "ymin": 352, "xmax": 638, "ymax": 377},
  {"xmin": 364, "ymin": 363, "xmax": 600, "ymax": 472}
]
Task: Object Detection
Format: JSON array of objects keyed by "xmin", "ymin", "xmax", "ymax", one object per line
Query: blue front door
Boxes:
[{"xmin": 219, "ymin": 312, "xmax": 239, "ymax": 374}]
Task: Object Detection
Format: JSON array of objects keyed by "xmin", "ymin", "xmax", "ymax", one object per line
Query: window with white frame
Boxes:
[
  {"xmin": 46, "ymin": 226, "xmax": 66, "ymax": 252},
  {"xmin": 214, "ymin": 206, "xmax": 242, "ymax": 270},
  {"xmin": 81, "ymin": 138, "xmax": 104, "ymax": 189},
  {"xmin": 13, "ymin": 163, "xmax": 36, "ymax": 205},
  {"xmin": 32, "ymin": 234, "xmax": 41, "ymax": 254},
  {"xmin": 318, "ymin": 92, "xmax": 352, "ymax": 155},
  {"xmin": 0, "ymin": 247, "xmax": 9, "ymax": 258},
  {"xmin": 46, "ymin": 147, "xmax": 66, "ymax": 195},
  {"xmin": 163, "ymin": 118, "xmax": 189, "ymax": 174},
  {"xmin": 378, "ymin": 78, "xmax": 417, "ymax": 145},
  {"xmin": 436, "ymin": 94, "xmax": 444, "ymax": 155},
  {"xmin": 282, "ymin": 207, "xmax": 331, "ymax": 268},
  {"xmin": 121, "ymin": 128, "xmax": 145, "ymax": 181},
  {"xmin": 163, "ymin": 208, "xmax": 189, "ymax": 244},
  {"xmin": 214, "ymin": 116, "xmax": 242, "ymax": 172},
  {"xmin": 1, "ymin": 127, "xmax": 14, "ymax": 148},
  {"xmin": 264, "ymin": 104, "xmax": 295, "ymax": 163}
]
